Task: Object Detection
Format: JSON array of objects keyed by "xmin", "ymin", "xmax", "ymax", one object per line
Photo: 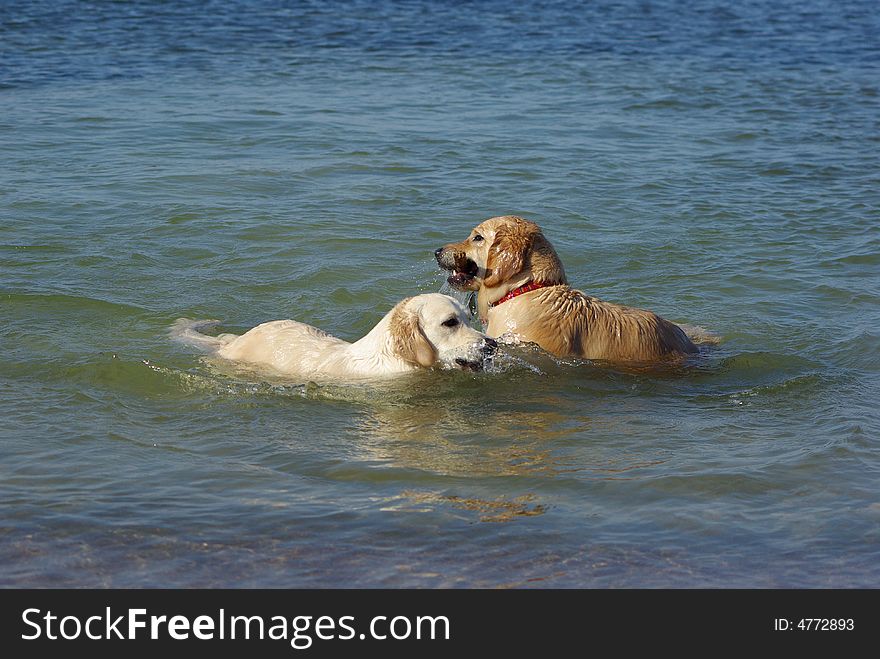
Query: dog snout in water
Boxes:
[{"xmin": 452, "ymin": 338, "xmax": 496, "ymax": 371}]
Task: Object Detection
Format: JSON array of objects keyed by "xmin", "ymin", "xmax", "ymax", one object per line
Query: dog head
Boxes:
[
  {"xmin": 435, "ymin": 216, "xmax": 566, "ymax": 297},
  {"xmin": 387, "ymin": 294, "xmax": 496, "ymax": 371}
]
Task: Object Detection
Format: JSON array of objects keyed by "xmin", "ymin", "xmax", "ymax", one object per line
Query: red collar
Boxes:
[{"xmin": 489, "ymin": 281, "xmax": 556, "ymax": 308}]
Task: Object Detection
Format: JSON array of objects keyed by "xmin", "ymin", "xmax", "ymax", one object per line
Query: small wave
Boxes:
[
  {"xmin": 689, "ymin": 371, "xmax": 838, "ymax": 408},
  {"xmin": 717, "ymin": 351, "xmax": 819, "ymax": 374},
  {"xmin": 823, "ymin": 252, "xmax": 880, "ymax": 267},
  {"xmin": 728, "ymin": 372, "xmax": 826, "ymax": 400},
  {"xmin": 144, "ymin": 360, "xmax": 313, "ymax": 399},
  {"xmin": 0, "ymin": 244, "xmax": 73, "ymax": 253},
  {"xmin": 71, "ymin": 116, "xmax": 115, "ymax": 123},
  {"xmin": 54, "ymin": 358, "xmax": 202, "ymax": 398},
  {"xmin": 625, "ymin": 98, "xmax": 687, "ymax": 110},
  {"xmin": 2, "ymin": 292, "xmax": 147, "ymax": 315}
]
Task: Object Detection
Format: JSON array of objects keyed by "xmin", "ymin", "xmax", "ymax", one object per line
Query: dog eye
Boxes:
[
  {"xmin": 472, "ymin": 234, "xmax": 483, "ymax": 242},
  {"xmin": 441, "ymin": 317, "xmax": 460, "ymax": 328}
]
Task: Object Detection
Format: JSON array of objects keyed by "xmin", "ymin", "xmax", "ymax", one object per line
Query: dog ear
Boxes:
[
  {"xmin": 484, "ymin": 222, "xmax": 535, "ymax": 287},
  {"xmin": 389, "ymin": 302, "xmax": 437, "ymax": 367}
]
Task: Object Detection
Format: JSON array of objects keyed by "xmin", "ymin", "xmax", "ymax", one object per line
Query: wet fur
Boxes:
[
  {"xmin": 171, "ymin": 294, "xmax": 489, "ymax": 380},
  {"xmin": 438, "ymin": 215, "xmax": 698, "ymax": 362},
  {"xmin": 388, "ymin": 303, "xmax": 437, "ymax": 367}
]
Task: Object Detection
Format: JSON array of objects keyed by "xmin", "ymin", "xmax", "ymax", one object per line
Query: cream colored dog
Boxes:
[
  {"xmin": 171, "ymin": 294, "xmax": 496, "ymax": 380},
  {"xmin": 436, "ymin": 216, "xmax": 697, "ymax": 363}
]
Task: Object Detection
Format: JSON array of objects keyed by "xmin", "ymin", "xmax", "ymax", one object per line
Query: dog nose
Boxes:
[{"xmin": 481, "ymin": 337, "xmax": 498, "ymax": 355}]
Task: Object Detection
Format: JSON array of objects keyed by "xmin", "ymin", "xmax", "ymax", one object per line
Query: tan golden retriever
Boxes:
[
  {"xmin": 171, "ymin": 294, "xmax": 496, "ymax": 380},
  {"xmin": 435, "ymin": 216, "xmax": 697, "ymax": 363}
]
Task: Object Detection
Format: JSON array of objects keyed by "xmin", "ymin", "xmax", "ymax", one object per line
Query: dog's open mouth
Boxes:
[
  {"xmin": 444, "ymin": 258, "xmax": 479, "ymax": 289},
  {"xmin": 436, "ymin": 247, "xmax": 480, "ymax": 290},
  {"xmin": 454, "ymin": 357, "xmax": 485, "ymax": 372}
]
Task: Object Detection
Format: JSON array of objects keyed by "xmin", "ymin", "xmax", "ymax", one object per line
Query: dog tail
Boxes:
[
  {"xmin": 678, "ymin": 323, "xmax": 722, "ymax": 346},
  {"xmin": 169, "ymin": 318, "xmax": 234, "ymax": 352}
]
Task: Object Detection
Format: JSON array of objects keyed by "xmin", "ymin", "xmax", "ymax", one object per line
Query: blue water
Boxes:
[{"xmin": 1, "ymin": 0, "xmax": 879, "ymax": 587}]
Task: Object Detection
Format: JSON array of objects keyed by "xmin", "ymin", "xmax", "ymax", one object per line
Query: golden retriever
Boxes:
[
  {"xmin": 436, "ymin": 216, "xmax": 697, "ymax": 363},
  {"xmin": 171, "ymin": 293, "xmax": 496, "ymax": 380}
]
